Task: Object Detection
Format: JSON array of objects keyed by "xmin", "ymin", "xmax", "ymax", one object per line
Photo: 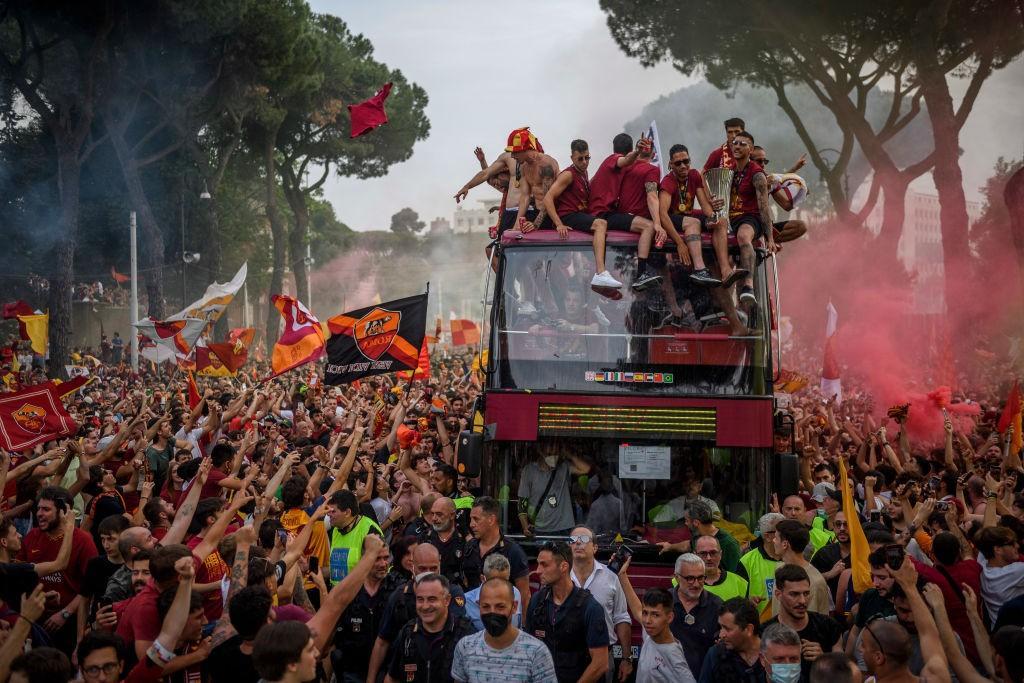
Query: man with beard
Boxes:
[
  {"xmin": 810, "ymin": 511, "xmax": 851, "ymax": 601},
  {"xmin": 452, "ymin": 578, "xmax": 555, "ymax": 683},
  {"xmin": 771, "ymin": 522, "xmax": 832, "ymax": 616},
  {"xmin": 420, "ymin": 497, "xmax": 466, "ymax": 587},
  {"xmin": 724, "ymin": 131, "xmax": 777, "ymax": 310},
  {"xmin": 764, "ymin": 565, "xmax": 843, "ymax": 680},
  {"xmin": 859, "ymin": 561, "xmax": 950, "ymax": 683},
  {"xmin": 845, "ymin": 549, "xmax": 898, "ymax": 667},
  {"xmin": 385, "ymin": 573, "xmax": 475, "ymax": 683},
  {"xmin": 332, "ymin": 535, "xmax": 394, "ymax": 683},
  {"xmin": 17, "ymin": 487, "xmax": 97, "ymax": 654},
  {"xmin": 0, "ymin": 509, "xmax": 76, "ymax": 612},
  {"xmin": 749, "ymin": 145, "xmax": 808, "ymax": 246},
  {"xmin": 128, "ymin": 549, "xmax": 153, "ymax": 595},
  {"xmin": 658, "ymin": 144, "xmax": 724, "ymax": 287}
]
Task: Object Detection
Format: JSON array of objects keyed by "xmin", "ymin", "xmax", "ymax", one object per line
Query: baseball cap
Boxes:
[{"xmin": 811, "ymin": 482, "xmax": 843, "ymax": 503}]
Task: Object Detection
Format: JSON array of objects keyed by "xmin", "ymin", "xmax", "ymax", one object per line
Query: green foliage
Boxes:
[{"xmin": 389, "ymin": 207, "xmax": 426, "ymax": 236}]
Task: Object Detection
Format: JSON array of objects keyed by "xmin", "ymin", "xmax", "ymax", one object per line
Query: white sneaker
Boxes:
[{"xmin": 591, "ymin": 271, "xmax": 622, "ymax": 288}]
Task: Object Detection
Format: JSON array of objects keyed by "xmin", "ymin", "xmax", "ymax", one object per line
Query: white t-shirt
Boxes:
[
  {"xmin": 636, "ymin": 631, "xmax": 696, "ymax": 683},
  {"xmin": 978, "ymin": 554, "xmax": 1024, "ymax": 626}
]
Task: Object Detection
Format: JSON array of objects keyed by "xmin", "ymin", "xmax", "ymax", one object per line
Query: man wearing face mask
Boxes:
[
  {"xmin": 452, "ymin": 577, "xmax": 556, "ymax": 682},
  {"xmin": 518, "ymin": 448, "xmax": 589, "ymax": 537},
  {"xmin": 760, "ymin": 623, "xmax": 803, "ymax": 683}
]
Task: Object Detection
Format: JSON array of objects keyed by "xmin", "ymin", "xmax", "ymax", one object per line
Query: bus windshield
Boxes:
[{"xmin": 492, "ymin": 244, "xmax": 772, "ymax": 396}]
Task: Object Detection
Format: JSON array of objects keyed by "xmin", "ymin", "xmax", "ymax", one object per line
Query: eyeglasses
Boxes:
[
  {"xmin": 83, "ymin": 663, "xmax": 120, "ymax": 678},
  {"xmin": 569, "ymin": 534, "xmax": 592, "ymax": 545},
  {"xmin": 695, "ymin": 550, "xmax": 720, "ymax": 557},
  {"xmin": 676, "ymin": 573, "xmax": 705, "ymax": 583},
  {"xmin": 754, "ymin": 158, "xmax": 769, "ymax": 165},
  {"xmin": 671, "ymin": 159, "xmax": 691, "ymax": 167},
  {"xmin": 834, "ymin": 521, "xmax": 849, "ymax": 528},
  {"xmin": 731, "ymin": 140, "xmax": 750, "ymax": 147}
]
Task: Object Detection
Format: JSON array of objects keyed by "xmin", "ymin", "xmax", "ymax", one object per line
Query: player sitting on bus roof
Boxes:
[
  {"xmin": 541, "ymin": 139, "xmax": 607, "ymax": 240},
  {"xmin": 658, "ymin": 143, "xmax": 723, "ymax": 287},
  {"xmin": 726, "ymin": 131, "xmax": 778, "ymax": 311},
  {"xmin": 750, "ymin": 145, "xmax": 808, "ymax": 247},
  {"xmin": 507, "ymin": 127, "xmax": 561, "ymax": 235}
]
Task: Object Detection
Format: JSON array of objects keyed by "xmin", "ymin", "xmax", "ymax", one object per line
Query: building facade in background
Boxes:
[{"xmin": 453, "ymin": 198, "xmax": 501, "ymax": 233}]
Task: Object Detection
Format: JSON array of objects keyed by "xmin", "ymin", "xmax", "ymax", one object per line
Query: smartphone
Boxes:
[
  {"xmin": 935, "ymin": 501, "xmax": 950, "ymax": 512},
  {"xmin": 308, "ymin": 556, "xmax": 319, "ymax": 575},
  {"xmin": 607, "ymin": 545, "xmax": 633, "ymax": 574},
  {"xmin": 276, "ymin": 529, "xmax": 289, "ymax": 547},
  {"xmin": 884, "ymin": 543, "xmax": 905, "ymax": 570}
]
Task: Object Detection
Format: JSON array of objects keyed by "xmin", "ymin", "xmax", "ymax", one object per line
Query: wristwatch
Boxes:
[{"xmin": 61, "ymin": 609, "xmax": 71, "ymax": 620}]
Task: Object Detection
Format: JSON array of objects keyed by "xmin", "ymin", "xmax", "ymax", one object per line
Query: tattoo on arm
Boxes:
[
  {"xmin": 227, "ymin": 548, "xmax": 249, "ymax": 601},
  {"xmin": 753, "ymin": 173, "xmax": 774, "ymax": 230},
  {"xmin": 644, "ymin": 181, "xmax": 658, "ymax": 194}
]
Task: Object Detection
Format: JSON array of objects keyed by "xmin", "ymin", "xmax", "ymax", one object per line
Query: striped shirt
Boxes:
[{"xmin": 451, "ymin": 630, "xmax": 557, "ymax": 683}]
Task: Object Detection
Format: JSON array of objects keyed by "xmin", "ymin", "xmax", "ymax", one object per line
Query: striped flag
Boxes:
[
  {"xmin": 269, "ymin": 295, "xmax": 325, "ymax": 378},
  {"xmin": 820, "ymin": 302, "xmax": 842, "ymax": 404},
  {"xmin": 450, "ymin": 314, "xmax": 480, "ymax": 347}
]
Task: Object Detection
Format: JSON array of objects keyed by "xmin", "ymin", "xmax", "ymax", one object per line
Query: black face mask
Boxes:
[{"xmin": 480, "ymin": 612, "xmax": 509, "ymax": 637}]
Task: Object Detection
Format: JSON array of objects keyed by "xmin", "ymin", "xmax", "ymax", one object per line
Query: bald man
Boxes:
[{"xmin": 421, "ymin": 497, "xmax": 467, "ymax": 587}]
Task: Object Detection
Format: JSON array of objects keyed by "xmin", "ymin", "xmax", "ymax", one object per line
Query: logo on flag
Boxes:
[
  {"xmin": 13, "ymin": 404, "xmax": 46, "ymax": 433},
  {"xmin": 355, "ymin": 308, "xmax": 401, "ymax": 360}
]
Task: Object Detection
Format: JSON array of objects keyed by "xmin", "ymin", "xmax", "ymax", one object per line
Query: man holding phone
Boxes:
[{"xmin": 18, "ymin": 486, "xmax": 98, "ymax": 655}]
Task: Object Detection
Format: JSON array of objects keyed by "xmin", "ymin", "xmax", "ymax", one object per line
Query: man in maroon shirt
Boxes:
[
  {"xmin": 609, "ymin": 137, "xmax": 666, "ymax": 291},
  {"xmin": 658, "ymin": 144, "xmax": 724, "ymax": 287},
  {"xmin": 541, "ymin": 139, "xmax": 603, "ymax": 240},
  {"xmin": 18, "ymin": 486, "xmax": 98, "ymax": 655},
  {"xmin": 913, "ymin": 531, "xmax": 983, "ymax": 667},
  {"xmin": 587, "ymin": 134, "xmax": 661, "ymax": 290},
  {"xmin": 726, "ymin": 131, "xmax": 777, "ymax": 307},
  {"xmin": 703, "ymin": 117, "xmax": 745, "ymax": 172}
]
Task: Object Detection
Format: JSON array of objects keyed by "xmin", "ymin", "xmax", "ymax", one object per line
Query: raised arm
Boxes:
[
  {"xmin": 162, "ymin": 459, "xmax": 212, "ymax": 546},
  {"xmin": 0, "ymin": 585, "xmax": 46, "ymax": 683},
  {"xmin": 890, "ymin": 560, "xmax": 950, "ymax": 682},
  {"xmin": 752, "ymin": 172, "xmax": 776, "ymax": 252},
  {"xmin": 398, "ymin": 447, "xmax": 430, "ymax": 495},
  {"xmin": 33, "ymin": 510, "xmax": 77, "ymax": 576},
  {"xmin": 454, "ymin": 157, "xmax": 508, "ymax": 203},
  {"xmin": 154, "ymin": 557, "xmax": 197, "ymax": 651},
  {"xmin": 921, "ymin": 584, "xmax": 989, "ymax": 683},
  {"xmin": 307, "ymin": 534, "xmax": 385, "ymax": 653},
  {"xmin": 191, "ymin": 493, "xmax": 253, "ymax": 563}
]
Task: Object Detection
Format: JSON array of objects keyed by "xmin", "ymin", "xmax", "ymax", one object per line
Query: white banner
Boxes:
[{"xmin": 169, "ymin": 262, "xmax": 247, "ymax": 323}]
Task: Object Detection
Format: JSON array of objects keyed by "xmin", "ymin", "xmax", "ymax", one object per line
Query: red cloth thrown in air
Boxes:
[{"xmin": 349, "ymin": 82, "xmax": 393, "ymax": 138}]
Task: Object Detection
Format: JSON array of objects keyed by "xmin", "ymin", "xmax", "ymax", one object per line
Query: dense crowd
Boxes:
[{"xmin": 0, "ymin": 343, "xmax": 1021, "ymax": 683}]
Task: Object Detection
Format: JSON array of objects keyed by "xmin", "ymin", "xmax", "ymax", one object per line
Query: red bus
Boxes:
[{"xmin": 459, "ymin": 228, "xmax": 798, "ymax": 648}]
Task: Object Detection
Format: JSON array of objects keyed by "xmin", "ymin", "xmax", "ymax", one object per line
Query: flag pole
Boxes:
[{"xmin": 130, "ymin": 211, "xmax": 139, "ymax": 374}]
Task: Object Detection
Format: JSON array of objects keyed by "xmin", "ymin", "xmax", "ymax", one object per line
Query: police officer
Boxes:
[
  {"xmin": 384, "ymin": 572, "xmax": 475, "ymax": 683},
  {"xmin": 332, "ymin": 534, "xmax": 396, "ymax": 683},
  {"xmin": 525, "ymin": 541, "xmax": 610, "ymax": 683},
  {"xmin": 418, "ymin": 497, "xmax": 466, "ymax": 587},
  {"xmin": 366, "ymin": 543, "xmax": 468, "ymax": 683},
  {"xmin": 429, "ymin": 463, "xmax": 472, "ymax": 535},
  {"xmin": 462, "ymin": 497, "xmax": 532, "ymax": 610}
]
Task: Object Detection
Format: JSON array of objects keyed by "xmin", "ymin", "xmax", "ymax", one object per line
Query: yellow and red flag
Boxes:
[
  {"xmin": 134, "ymin": 318, "xmax": 206, "ymax": 365},
  {"xmin": 397, "ymin": 339, "xmax": 430, "ymax": 381},
  {"xmin": 449, "ymin": 315, "xmax": 480, "ymax": 347},
  {"xmin": 16, "ymin": 314, "xmax": 48, "ymax": 355},
  {"xmin": 270, "ymin": 295, "xmax": 325, "ymax": 378},
  {"xmin": 324, "ymin": 291, "xmax": 428, "ymax": 385},
  {"xmin": 839, "ymin": 456, "xmax": 871, "ymax": 593},
  {"xmin": 0, "ymin": 382, "xmax": 78, "ymax": 451},
  {"xmin": 999, "ymin": 381, "xmax": 1022, "ymax": 454},
  {"xmin": 186, "ymin": 371, "xmax": 202, "ymax": 409}
]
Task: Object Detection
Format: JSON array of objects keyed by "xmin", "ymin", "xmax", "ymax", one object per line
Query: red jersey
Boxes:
[
  {"xmin": 199, "ymin": 468, "xmax": 228, "ymax": 499},
  {"xmin": 914, "ymin": 558, "xmax": 983, "ymax": 664},
  {"xmin": 554, "ymin": 165, "xmax": 590, "ymax": 217},
  {"xmin": 617, "ymin": 161, "xmax": 661, "ymax": 218},
  {"xmin": 660, "ymin": 169, "xmax": 705, "ymax": 217},
  {"xmin": 18, "ymin": 526, "xmax": 97, "ymax": 610},
  {"xmin": 187, "ymin": 536, "xmax": 228, "ymax": 620},
  {"xmin": 728, "ymin": 160, "xmax": 766, "ymax": 218},
  {"xmin": 117, "ymin": 581, "xmax": 161, "ymax": 644},
  {"xmin": 703, "ymin": 142, "xmax": 736, "ymax": 172},
  {"xmin": 587, "ymin": 154, "xmax": 626, "ymax": 216}
]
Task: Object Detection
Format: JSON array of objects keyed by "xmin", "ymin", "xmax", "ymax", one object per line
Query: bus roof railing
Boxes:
[{"xmin": 499, "ymin": 228, "xmax": 760, "ymax": 249}]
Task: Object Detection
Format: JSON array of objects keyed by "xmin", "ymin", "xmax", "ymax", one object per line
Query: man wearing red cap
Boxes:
[{"xmin": 506, "ymin": 127, "xmax": 561, "ymax": 236}]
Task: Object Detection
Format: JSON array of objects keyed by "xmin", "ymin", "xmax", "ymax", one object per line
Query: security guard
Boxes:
[
  {"xmin": 326, "ymin": 489, "xmax": 383, "ymax": 582},
  {"xmin": 736, "ymin": 512, "xmax": 783, "ymax": 622},
  {"xmin": 386, "ymin": 572, "xmax": 475, "ymax": 683},
  {"xmin": 332, "ymin": 535, "xmax": 396, "ymax": 683},
  {"xmin": 429, "ymin": 463, "xmax": 472, "ymax": 536},
  {"xmin": 418, "ymin": 497, "xmax": 466, "ymax": 587},
  {"xmin": 525, "ymin": 541, "xmax": 609, "ymax": 683},
  {"xmin": 365, "ymin": 543, "xmax": 468, "ymax": 683}
]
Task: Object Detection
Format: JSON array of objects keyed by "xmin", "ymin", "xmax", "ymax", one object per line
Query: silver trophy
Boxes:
[{"xmin": 703, "ymin": 168, "xmax": 734, "ymax": 222}]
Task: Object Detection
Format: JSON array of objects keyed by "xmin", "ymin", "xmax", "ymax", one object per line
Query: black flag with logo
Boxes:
[{"xmin": 324, "ymin": 291, "xmax": 429, "ymax": 385}]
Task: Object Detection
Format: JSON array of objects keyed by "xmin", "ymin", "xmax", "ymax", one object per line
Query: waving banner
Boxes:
[
  {"xmin": 324, "ymin": 291, "xmax": 428, "ymax": 385},
  {"xmin": 168, "ymin": 262, "xmax": 247, "ymax": 323}
]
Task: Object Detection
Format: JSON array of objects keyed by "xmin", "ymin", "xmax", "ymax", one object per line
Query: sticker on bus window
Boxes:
[{"xmin": 585, "ymin": 371, "xmax": 674, "ymax": 383}]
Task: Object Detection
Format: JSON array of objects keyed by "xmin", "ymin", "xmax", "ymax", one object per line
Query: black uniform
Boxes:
[
  {"xmin": 386, "ymin": 613, "xmax": 475, "ymax": 683},
  {"xmin": 377, "ymin": 578, "xmax": 468, "ymax": 644},
  {"xmin": 525, "ymin": 585, "xmax": 610, "ymax": 683},
  {"xmin": 461, "ymin": 534, "xmax": 530, "ymax": 591},
  {"xmin": 418, "ymin": 527, "xmax": 466, "ymax": 588},
  {"xmin": 331, "ymin": 572, "xmax": 402, "ymax": 681}
]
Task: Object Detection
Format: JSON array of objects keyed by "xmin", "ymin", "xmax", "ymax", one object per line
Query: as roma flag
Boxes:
[
  {"xmin": 270, "ymin": 295, "xmax": 325, "ymax": 378},
  {"xmin": 0, "ymin": 382, "xmax": 78, "ymax": 452},
  {"xmin": 324, "ymin": 291, "xmax": 428, "ymax": 385}
]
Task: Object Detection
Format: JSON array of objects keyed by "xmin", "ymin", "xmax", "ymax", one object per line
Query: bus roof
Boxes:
[{"xmin": 499, "ymin": 229, "xmax": 745, "ymax": 248}]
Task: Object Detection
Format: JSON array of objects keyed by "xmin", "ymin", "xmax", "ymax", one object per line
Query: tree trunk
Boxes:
[
  {"xmin": 913, "ymin": 0, "xmax": 972, "ymax": 324},
  {"xmin": 264, "ymin": 128, "xmax": 287, "ymax": 348},
  {"xmin": 108, "ymin": 126, "xmax": 166, "ymax": 319},
  {"xmin": 874, "ymin": 171, "xmax": 909, "ymax": 268},
  {"xmin": 283, "ymin": 180, "xmax": 309, "ymax": 304},
  {"xmin": 47, "ymin": 148, "xmax": 81, "ymax": 379}
]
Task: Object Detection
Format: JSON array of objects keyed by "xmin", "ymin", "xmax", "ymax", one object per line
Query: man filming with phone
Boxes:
[{"xmin": 569, "ymin": 527, "xmax": 633, "ymax": 682}]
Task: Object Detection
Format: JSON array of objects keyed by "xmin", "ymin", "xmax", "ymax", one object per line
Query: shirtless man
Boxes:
[
  {"xmin": 454, "ymin": 148, "xmax": 522, "ymax": 234},
  {"xmin": 749, "ymin": 145, "xmax": 808, "ymax": 245},
  {"xmin": 505, "ymin": 127, "xmax": 560, "ymax": 233}
]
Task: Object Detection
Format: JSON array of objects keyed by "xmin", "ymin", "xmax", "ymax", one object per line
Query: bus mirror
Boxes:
[
  {"xmin": 457, "ymin": 430, "xmax": 483, "ymax": 478},
  {"xmin": 773, "ymin": 452, "xmax": 799, "ymax": 499}
]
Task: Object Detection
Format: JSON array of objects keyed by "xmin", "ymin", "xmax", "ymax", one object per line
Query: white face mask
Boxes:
[
  {"xmin": 544, "ymin": 455, "xmax": 559, "ymax": 468},
  {"xmin": 769, "ymin": 663, "xmax": 801, "ymax": 683}
]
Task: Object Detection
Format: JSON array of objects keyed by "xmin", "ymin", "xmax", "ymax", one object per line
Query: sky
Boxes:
[{"xmin": 310, "ymin": 0, "xmax": 1023, "ymax": 231}]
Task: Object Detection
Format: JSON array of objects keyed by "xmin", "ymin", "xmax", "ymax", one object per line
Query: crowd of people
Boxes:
[{"xmin": 0, "ymin": 123, "xmax": 1021, "ymax": 683}]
